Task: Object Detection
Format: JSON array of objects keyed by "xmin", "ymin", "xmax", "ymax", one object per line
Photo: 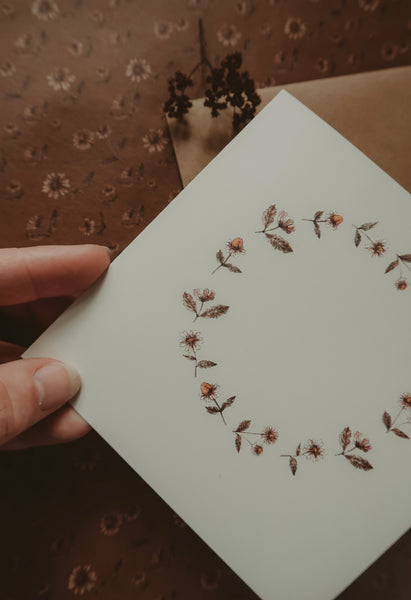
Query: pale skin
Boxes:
[{"xmin": 0, "ymin": 245, "xmax": 110, "ymax": 450}]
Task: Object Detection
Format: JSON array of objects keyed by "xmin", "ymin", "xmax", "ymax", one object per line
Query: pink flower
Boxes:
[
  {"xmin": 354, "ymin": 432, "xmax": 371, "ymax": 452},
  {"xmin": 278, "ymin": 211, "xmax": 295, "ymax": 234}
]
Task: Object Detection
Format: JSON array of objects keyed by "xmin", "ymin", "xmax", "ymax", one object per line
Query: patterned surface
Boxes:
[{"xmin": 0, "ymin": 1, "xmax": 410, "ymax": 598}]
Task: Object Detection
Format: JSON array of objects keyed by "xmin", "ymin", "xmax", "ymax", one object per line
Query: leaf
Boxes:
[
  {"xmin": 399, "ymin": 254, "xmax": 411, "ymax": 263},
  {"xmin": 385, "ymin": 259, "xmax": 399, "ymax": 274},
  {"xmin": 216, "ymin": 250, "xmax": 224, "ymax": 264},
  {"xmin": 382, "ymin": 411, "xmax": 392, "ymax": 431},
  {"xmin": 235, "ymin": 420, "xmax": 251, "ymax": 433},
  {"xmin": 266, "ymin": 233, "xmax": 293, "ymax": 253},
  {"xmin": 235, "ymin": 434, "xmax": 242, "ymax": 453},
  {"xmin": 206, "ymin": 406, "xmax": 220, "ymax": 414},
  {"xmin": 197, "ymin": 360, "xmax": 217, "ymax": 368},
  {"xmin": 183, "ymin": 354, "xmax": 196, "ymax": 361},
  {"xmin": 314, "ymin": 222, "xmax": 321, "ymax": 239},
  {"xmin": 183, "ymin": 292, "xmax": 197, "ymax": 313},
  {"xmin": 391, "ymin": 428, "xmax": 410, "ymax": 439},
  {"xmin": 339, "ymin": 426, "xmax": 352, "ymax": 451},
  {"xmin": 344, "ymin": 455, "xmax": 373, "ymax": 471},
  {"xmin": 290, "ymin": 457, "xmax": 297, "ymax": 476},
  {"xmin": 354, "ymin": 230, "xmax": 361, "ymax": 247},
  {"xmin": 201, "ymin": 305, "xmax": 229, "ymax": 319},
  {"xmin": 263, "ymin": 204, "xmax": 277, "ymax": 229},
  {"xmin": 314, "ymin": 210, "xmax": 324, "ymax": 221},
  {"xmin": 227, "ymin": 264, "xmax": 242, "ymax": 273},
  {"xmin": 296, "ymin": 443, "xmax": 301, "ymax": 456},
  {"xmin": 359, "ymin": 222, "xmax": 378, "ymax": 231},
  {"xmin": 221, "ymin": 396, "xmax": 236, "ymax": 411}
]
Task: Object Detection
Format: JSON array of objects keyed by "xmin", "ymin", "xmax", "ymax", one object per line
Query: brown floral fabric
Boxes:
[{"xmin": 0, "ymin": 1, "xmax": 410, "ymax": 598}]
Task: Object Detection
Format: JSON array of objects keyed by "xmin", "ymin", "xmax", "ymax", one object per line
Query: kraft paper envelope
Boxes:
[{"xmin": 24, "ymin": 91, "xmax": 411, "ymax": 600}]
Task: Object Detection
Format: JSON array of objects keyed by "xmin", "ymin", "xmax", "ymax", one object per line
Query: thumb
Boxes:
[{"xmin": 0, "ymin": 357, "xmax": 81, "ymax": 447}]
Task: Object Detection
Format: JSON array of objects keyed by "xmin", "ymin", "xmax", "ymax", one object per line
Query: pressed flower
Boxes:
[
  {"xmin": 100, "ymin": 511, "xmax": 123, "ymax": 536},
  {"xmin": 193, "ymin": 288, "xmax": 215, "ymax": 302},
  {"xmin": 327, "ymin": 213, "xmax": 343, "ymax": 228},
  {"xmin": 180, "ymin": 331, "xmax": 202, "ymax": 352},
  {"xmin": 32, "ymin": 0, "xmax": 59, "ymax": 21},
  {"xmin": 217, "ymin": 24, "xmax": 242, "ymax": 47},
  {"xmin": 304, "ymin": 440, "xmax": 324, "ymax": 460},
  {"xmin": 400, "ymin": 394, "xmax": 411, "ymax": 409},
  {"xmin": 262, "ymin": 427, "xmax": 278, "ymax": 444},
  {"xmin": 73, "ymin": 129, "xmax": 95, "ymax": 150},
  {"xmin": 47, "ymin": 67, "xmax": 75, "ymax": 91},
  {"xmin": 142, "ymin": 129, "xmax": 168, "ymax": 153},
  {"xmin": 354, "ymin": 431, "xmax": 371, "ymax": 452},
  {"xmin": 6, "ymin": 180, "xmax": 23, "ymax": 198},
  {"xmin": 396, "ymin": 279, "xmax": 408, "ymax": 290},
  {"xmin": 79, "ymin": 218, "xmax": 95, "ymax": 236},
  {"xmin": 226, "ymin": 237, "xmax": 245, "ymax": 254},
  {"xmin": 252, "ymin": 444, "xmax": 263, "ymax": 456},
  {"xmin": 154, "ymin": 21, "xmax": 173, "ymax": 40},
  {"xmin": 200, "ymin": 382, "xmax": 217, "ymax": 400},
  {"xmin": 366, "ymin": 240, "xmax": 386, "ymax": 257},
  {"xmin": 67, "ymin": 565, "xmax": 97, "ymax": 595},
  {"xmin": 68, "ymin": 40, "xmax": 83, "ymax": 56},
  {"xmin": 101, "ymin": 184, "xmax": 117, "ymax": 201},
  {"xmin": 42, "ymin": 172, "xmax": 70, "ymax": 199},
  {"xmin": 174, "ymin": 17, "xmax": 190, "ymax": 32},
  {"xmin": 278, "ymin": 211, "xmax": 295, "ymax": 234},
  {"xmin": 95, "ymin": 124, "xmax": 112, "ymax": 140}
]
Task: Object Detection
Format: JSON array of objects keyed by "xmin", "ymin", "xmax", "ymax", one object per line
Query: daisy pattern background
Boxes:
[{"xmin": 0, "ymin": 0, "xmax": 410, "ymax": 599}]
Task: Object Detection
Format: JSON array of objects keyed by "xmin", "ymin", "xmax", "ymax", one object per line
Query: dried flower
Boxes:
[
  {"xmin": 180, "ymin": 331, "xmax": 202, "ymax": 352},
  {"xmin": 262, "ymin": 427, "xmax": 278, "ymax": 444},
  {"xmin": 125, "ymin": 58, "xmax": 152, "ymax": 83},
  {"xmin": 278, "ymin": 211, "xmax": 295, "ymax": 234},
  {"xmin": 68, "ymin": 565, "xmax": 97, "ymax": 595},
  {"xmin": 73, "ymin": 129, "xmax": 95, "ymax": 150},
  {"xmin": 304, "ymin": 440, "xmax": 324, "ymax": 460},
  {"xmin": 284, "ymin": 17, "xmax": 306, "ymax": 40},
  {"xmin": 42, "ymin": 172, "xmax": 71, "ymax": 199},
  {"xmin": 193, "ymin": 288, "xmax": 215, "ymax": 302},
  {"xmin": 354, "ymin": 432, "xmax": 371, "ymax": 452},
  {"xmin": 226, "ymin": 237, "xmax": 244, "ymax": 254},
  {"xmin": 400, "ymin": 394, "xmax": 411, "ymax": 409},
  {"xmin": 396, "ymin": 279, "xmax": 408, "ymax": 290},
  {"xmin": 327, "ymin": 213, "xmax": 343, "ymax": 228},
  {"xmin": 200, "ymin": 382, "xmax": 217, "ymax": 400},
  {"xmin": 367, "ymin": 240, "xmax": 386, "ymax": 257},
  {"xmin": 252, "ymin": 444, "xmax": 263, "ymax": 456}
]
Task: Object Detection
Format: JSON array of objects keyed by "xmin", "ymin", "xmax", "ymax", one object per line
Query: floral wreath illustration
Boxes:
[{"xmin": 180, "ymin": 204, "xmax": 410, "ymax": 476}]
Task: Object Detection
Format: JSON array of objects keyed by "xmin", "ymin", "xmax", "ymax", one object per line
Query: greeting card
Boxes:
[{"xmin": 24, "ymin": 91, "xmax": 411, "ymax": 600}]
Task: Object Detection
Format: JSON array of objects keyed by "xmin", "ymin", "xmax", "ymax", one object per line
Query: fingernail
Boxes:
[{"xmin": 34, "ymin": 363, "xmax": 81, "ymax": 411}]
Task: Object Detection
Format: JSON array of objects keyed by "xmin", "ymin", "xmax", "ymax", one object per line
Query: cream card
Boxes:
[{"xmin": 24, "ymin": 91, "xmax": 411, "ymax": 600}]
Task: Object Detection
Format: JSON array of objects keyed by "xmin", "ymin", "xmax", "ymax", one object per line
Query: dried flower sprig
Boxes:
[
  {"xmin": 352, "ymin": 222, "xmax": 386, "ymax": 256},
  {"xmin": 213, "ymin": 238, "xmax": 244, "ymax": 274},
  {"xmin": 385, "ymin": 253, "xmax": 411, "ymax": 291},
  {"xmin": 233, "ymin": 420, "xmax": 278, "ymax": 455},
  {"xmin": 256, "ymin": 204, "xmax": 294, "ymax": 253},
  {"xmin": 383, "ymin": 394, "xmax": 411, "ymax": 439},
  {"xmin": 336, "ymin": 427, "xmax": 373, "ymax": 471},
  {"xmin": 302, "ymin": 210, "xmax": 343, "ymax": 239},
  {"xmin": 183, "ymin": 289, "xmax": 229, "ymax": 321},
  {"xmin": 280, "ymin": 440, "xmax": 324, "ymax": 476},
  {"xmin": 200, "ymin": 382, "xmax": 235, "ymax": 425},
  {"xmin": 180, "ymin": 331, "xmax": 217, "ymax": 377}
]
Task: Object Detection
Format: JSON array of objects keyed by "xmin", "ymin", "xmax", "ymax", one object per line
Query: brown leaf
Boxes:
[
  {"xmin": 266, "ymin": 233, "xmax": 293, "ymax": 253},
  {"xmin": 197, "ymin": 360, "xmax": 217, "ymax": 368},
  {"xmin": 221, "ymin": 396, "xmax": 235, "ymax": 411},
  {"xmin": 391, "ymin": 428, "xmax": 410, "ymax": 439},
  {"xmin": 344, "ymin": 455, "xmax": 373, "ymax": 471},
  {"xmin": 290, "ymin": 457, "xmax": 297, "ymax": 476},
  {"xmin": 354, "ymin": 230, "xmax": 361, "ymax": 247},
  {"xmin": 183, "ymin": 292, "xmax": 197, "ymax": 313},
  {"xmin": 235, "ymin": 420, "xmax": 251, "ymax": 433},
  {"xmin": 339, "ymin": 426, "xmax": 351, "ymax": 451},
  {"xmin": 382, "ymin": 411, "xmax": 392, "ymax": 431},
  {"xmin": 314, "ymin": 210, "xmax": 324, "ymax": 221},
  {"xmin": 314, "ymin": 222, "xmax": 321, "ymax": 239},
  {"xmin": 206, "ymin": 406, "xmax": 220, "ymax": 414},
  {"xmin": 216, "ymin": 249, "xmax": 224, "ymax": 264},
  {"xmin": 183, "ymin": 354, "xmax": 196, "ymax": 361},
  {"xmin": 235, "ymin": 434, "xmax": 242, "ymax": 453},
  {"xmin": 296, "ymin": 443, "xmax": 301, "ymax": 456},
  {"xmin": 359, "ymin": 222, "xmax": 378, "ymax": 231},
  {"xmin": 227, "ymin": 264, "xmax": 242, "ymax": 273},
  {"xmin": 263, "ymin": 204, "xmax": 277, "ymax": 229},
  {"xmin": 201, "ymin": 305, "xmax": 229, "ymax": 319},
  {"xmin": 385, "ymin": 259, "xmax": 399, "ymax": 274},
  {"xmin": 399, "ymin": 254, "xmax": 411, "ymax": 263}
]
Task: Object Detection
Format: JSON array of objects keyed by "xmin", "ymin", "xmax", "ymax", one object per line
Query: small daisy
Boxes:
[
  {"xmin": 304, "ymin": 440, "xmax": 324, "ymax": 460},
  {"xmin": 79, "ymin": 218, "xmax": 95, "ymax": 236},
  {"xmin": 284, "ymin": 17, "xmax": 306, "ymax": 40},
  {"xmin": 366, "ymin": 240, "xmax": 386, "ymax": 257},
  {"xmin": 400, "ymin": 394, "xmax": 411, "ymax": 409},
  {"xmin": 174, "ymin": 17, "xmax": 190, "ymax": 32},
  {"xmin": 100, "ymin": 512, "xmax": 123, "ymax": 536},
  {"xmin": 67, "ymin": 565, "xmax": 97, "ymax": 595},
  {"xmin": 142, "ymin": 128, "xmax": 168, "ymax": 153},
  {"xmin": 125, "ymin": 58, "xmax": 152, "ymax": 83},
  {"xmin": 96, "ymin": 67, "xmax": 110, "ymax": 82},
  {"xmin": 180, "ymin": 331, "xmax": 202, "ymax": 352},
  {"xmin": 42, "ymin": 172, "xmax": 70, "ymax": 199},
  {"xmin": 95, "ymin": 124, "xmax": 112, "ymax": 140},
  {"xmin": 154, "ymin": 21, "xmax": 173, "ymax": 40},
  {"xmin": 32, "ymin": 0, "xmax": 59, "ymax": 21},
  {"xmin": 47, "ymin": 67, "xmax": 75, "ymax": 91},
  {"xmin": 261, "ymin": 427, "xmax": 278, "ymax": 444},
  {"xmin": 217, "ymin": 23, "xmax": 241, "ymax": 47},
  {"xmin": 68, "ymin": 40, "xmax": 83, "ymax": 57},
  {"xmin": 101, "ymin": 183, "xmax": 117, "ymax": 201},
  {"xmin": 73, "ymin": 129, "xmax": 95, "ymax": 150},
  {"xmin": 0, "ymin": 61, "xmax": 16, "ymax": 77}
]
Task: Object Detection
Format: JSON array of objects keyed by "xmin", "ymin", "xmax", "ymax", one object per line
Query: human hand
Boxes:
[{"xmin": 0, "ymin": 245, "xmax": 110, "ymax": 450}]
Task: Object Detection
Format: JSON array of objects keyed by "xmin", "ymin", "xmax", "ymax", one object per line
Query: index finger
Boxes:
[{"xmin": 0, "ymin": 245, "xmax": 111, "ymax": 306}]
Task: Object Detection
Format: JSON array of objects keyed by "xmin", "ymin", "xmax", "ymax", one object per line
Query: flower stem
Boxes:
[
  {"xmin": 213, "ymin": 398, "xmax": 226, "ymax": 425},
  {"xmin": 390, "ymin": 407, "xmax": 404, "ymax": 429},
  {"xmin": 212, "ymin": 251, "xmax": 232, "ymax": 275}
]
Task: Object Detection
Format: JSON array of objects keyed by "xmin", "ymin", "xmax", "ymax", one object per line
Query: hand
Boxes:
[{"xmin": 0, "ymin": 245, "xmax": 110, "ymax": 450}]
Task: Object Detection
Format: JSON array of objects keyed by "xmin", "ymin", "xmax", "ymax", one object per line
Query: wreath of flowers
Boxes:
[{"xmin": 180, "ymin": 205, "xmax": 410, "ymax": 476}]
